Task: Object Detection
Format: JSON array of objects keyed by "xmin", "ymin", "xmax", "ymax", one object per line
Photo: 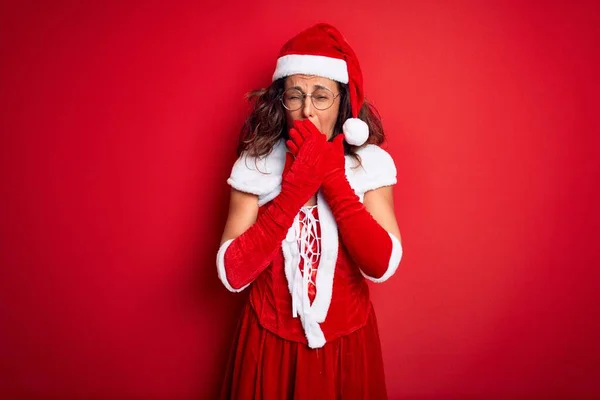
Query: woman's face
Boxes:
[{"xmin": 283, "ymin": 74, "xmax": 340, "ymax": 140}]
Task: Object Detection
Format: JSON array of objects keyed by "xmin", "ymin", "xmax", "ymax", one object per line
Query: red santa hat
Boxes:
[{"xmin": 272, "ymin": 23, "xmax": 369, "ymax": 146}]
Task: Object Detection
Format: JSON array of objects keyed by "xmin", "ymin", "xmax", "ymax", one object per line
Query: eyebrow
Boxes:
[{"xmin": 289, "ymin": 84, "xmax": 330, "ymax": 91}]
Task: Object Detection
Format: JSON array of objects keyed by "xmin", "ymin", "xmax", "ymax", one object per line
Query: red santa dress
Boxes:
[{"xmin": 217, "ymin": 138, "xmax": 402, "ymax": 399}]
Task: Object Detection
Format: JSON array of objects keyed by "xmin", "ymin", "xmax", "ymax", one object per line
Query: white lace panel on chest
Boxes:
[
  {"xmin": 297, "ymin": 205, "xmax": 320, "ymax": 291},
  {"xmin": 291, "ymin": 205, "xmax": 320, "ymax": 317}
]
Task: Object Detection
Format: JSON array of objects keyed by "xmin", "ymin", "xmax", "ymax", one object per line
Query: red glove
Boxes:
[
  {"xmin": 217, "ymin": 122, "xmax": 328, "ymax": 291},
  {"xmin": 293, "ymin": 120, "xmax": 402, "ymax": 281}
]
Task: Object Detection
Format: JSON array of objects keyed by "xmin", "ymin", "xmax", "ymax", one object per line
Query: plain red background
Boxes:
[{"xmin": 1, "ymin": 1, "xmax": 598, "ymax": 399}]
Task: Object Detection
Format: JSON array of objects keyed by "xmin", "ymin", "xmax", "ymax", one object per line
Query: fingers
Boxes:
[
  {"xmin": 289, "ymin": 120, "xmax": 328, "ymax": 164},
  {"xmin": 293, "ymin": 119, "xmax": 323, "ymax": 141},
  {"xmin": 333, "ymin": 133, "xmax": 345, "ymax": 148},
  {"xmin": 286, "ymin": 139, "xmax": 299, "ymax": 156},
  {"xmin": 292, "ymin": 120, "xmax": 311, "ymax": 141},
  {"xmin": 298, "ymin": 118, "xmax": 319, "ymax": 133},
  {"xmin": 324, "ymin": 134, "xmax": 345, "ymax": 161},
  {"xmin": 289, "ymin": 127, "xmax": 303, "ymax": 146},
  {"xmin": 283, "ymin": 151, "xmax": 294, "ymax": 177},
  {"xmin": 315, "ymin": 130, "xmax": 327, "ymax": 144},
  {"xmin": 287, "ymin": 128, "xmax": 303, "ymax": 156}
]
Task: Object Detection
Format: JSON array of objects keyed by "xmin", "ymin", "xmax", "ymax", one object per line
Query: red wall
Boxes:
[{"xmin": 1, "ymin": 1, "xmax": 598, "ymax": 399}]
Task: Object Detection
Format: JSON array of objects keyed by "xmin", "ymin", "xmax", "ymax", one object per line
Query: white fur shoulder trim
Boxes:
[
  {"xmin": 226, "ymin": 139, "xmax": 287, "ymax": 204},
  {"xmin": 346, "ymin": 144, "xmax": 397, "ymax": 194},
  {"xmin": 226, "ymin": 141, "xmax": 396, "ymax": 206}
]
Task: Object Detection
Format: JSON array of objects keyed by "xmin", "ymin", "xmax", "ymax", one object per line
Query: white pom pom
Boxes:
[{"xmin": 342, "ymin": 118, "xmax": 369, "ymax": 146}]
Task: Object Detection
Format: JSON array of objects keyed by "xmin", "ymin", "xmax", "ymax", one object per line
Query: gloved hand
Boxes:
[
  {"xmin": 288, "ymin": 119, "xmax": 345, "ymax": 179},
  {"xmin": 323, "ymin": 133, "xmax": 346, "ymax": 185},
  {"xmin": 217, "ymin": 121, "xmax": 329, "ymax": 292},
  {"xmin": 283, "ymin": 119, "xmax": 328, "ymax": 197}
]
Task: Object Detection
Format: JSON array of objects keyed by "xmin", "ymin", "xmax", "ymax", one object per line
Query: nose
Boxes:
[{"xmin": 301, "ymin": 94, "xmax": 313, "ymax": 118}]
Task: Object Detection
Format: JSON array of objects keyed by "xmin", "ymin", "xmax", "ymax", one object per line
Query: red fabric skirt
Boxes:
[{"xmin": 219, "ymin": 301, "xmax": 388, "ymax": 400}]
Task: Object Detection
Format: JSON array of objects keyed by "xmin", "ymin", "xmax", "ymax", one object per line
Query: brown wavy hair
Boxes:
[{"xmin": 236, "ymin": 77, "xmax": 386, "ymax": 170}]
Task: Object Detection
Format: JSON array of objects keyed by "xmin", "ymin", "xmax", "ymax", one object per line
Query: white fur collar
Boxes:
[{"xmin": 227, "ymin": 138, "xmax": 397, "ymax": 205}]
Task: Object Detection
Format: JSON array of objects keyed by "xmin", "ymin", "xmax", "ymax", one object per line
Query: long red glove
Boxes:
[
  {"xmin": 217, "ymin": 122, "xmax": 328, "ymax": 292},
  {"xmin": 293, "ymin": 120, "xmax": 402, "ymax": 282}
]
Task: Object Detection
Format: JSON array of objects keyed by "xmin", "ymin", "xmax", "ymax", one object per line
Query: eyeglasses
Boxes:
[{"xmin": 280, "ymin": 87, "xmax": 340, "ymax": 111}]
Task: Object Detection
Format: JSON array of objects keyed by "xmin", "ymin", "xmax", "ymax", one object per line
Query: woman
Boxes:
[{"xmin": 216, "ymin": 23, "xmax": 403, "ymax": 399}]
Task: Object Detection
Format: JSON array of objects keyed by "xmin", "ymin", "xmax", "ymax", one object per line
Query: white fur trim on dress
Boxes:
[
  {"xmin": 346, "ymin": 144, "xmax": 397, "ymax": 194},
  {"xmin": 216, "ymin": 239, "xmax": 251, "ymax": 292},
  {"xmin": 281, "ymin": 189, "xmax": 339, "ymax": 349},
  {"xmin": 272, "ymin": 54, "xmax": 349, "ymax": 83},
  {"xmin": 228, "ymin": 139, "xmax": 397, "ymax": 203},
  {"xmin": 360, "ymin": 232, "xmax": 403, "ymax": 283},
  {"xmin": 309, "ymin": 190, "xmax": 338, "ymax": 322},
  {"xmin": 226, "ymin": 139, "xmax": 287, "ymax": 206}
]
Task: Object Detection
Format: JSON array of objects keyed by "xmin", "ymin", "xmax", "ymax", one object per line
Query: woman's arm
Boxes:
[
  {"xmin": 216, "ymin": 176, "xmax": 310, "ymax": 292},
  {"xmin": 216, "ymin": 127, "xmax": 329, "ymax": 292},
  {"xmin": 289, "ymin": 119, "xmax": 403, "ymax": 283},
  {"xmin": 322, "ymin": 176, "xmax": 403, "ymax": 282},
  {"xmin": 363, "ymin": 186, "xmax": 402, "ymax": 245},
  {"xmin": 219, "ymin": 188, "xmax": 259, "ymax": 248}
]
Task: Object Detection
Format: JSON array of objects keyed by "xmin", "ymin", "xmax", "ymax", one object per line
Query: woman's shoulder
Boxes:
[
  {"xmin": 346, "ymin": 144, "xmax": 397, "ymax": 194},
  {"xmin": 226, "ymin": 139, "xmax": 397, "ymax": 201},
  {"xmin": 226, "ymin": 138, "xmax": 287, "ymax": 201}
]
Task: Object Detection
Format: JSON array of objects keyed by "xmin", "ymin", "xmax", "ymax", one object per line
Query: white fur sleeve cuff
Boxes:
[
  {"xmin": 360, "ymin": 232, "xmax": 403, "ymax": 283},
  {"xmin": 216, "ymin": 239, "xmax": 251, "ymax": 292}
]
